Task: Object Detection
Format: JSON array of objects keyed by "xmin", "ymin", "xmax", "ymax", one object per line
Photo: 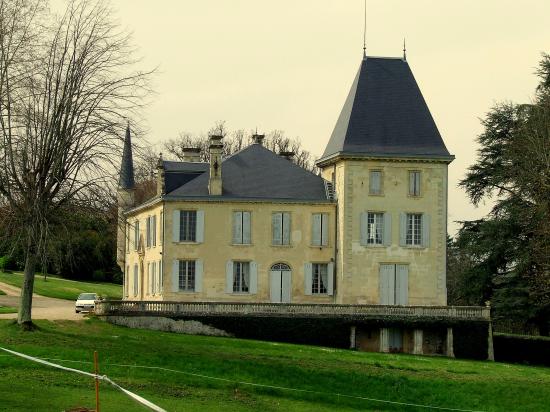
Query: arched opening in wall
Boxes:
[{"xmin": 270, "ymin": 263, "xmax": 291, "ymax": 303}]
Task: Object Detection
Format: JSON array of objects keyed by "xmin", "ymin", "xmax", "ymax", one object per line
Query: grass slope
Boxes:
[
  {"xmin": 0, "ymin": 288, "xmax": 6, "ymax": 295},
  {"xmin": 0, "ymin": 306, "xmax": 17, "ymax": 314},
  {"xmin": 1, "ymin": 320, "xmax": 549, "ymax": 411},
  {"xmin": 0, "ymin": 271, "xmax": 122, "ymax": 300}
]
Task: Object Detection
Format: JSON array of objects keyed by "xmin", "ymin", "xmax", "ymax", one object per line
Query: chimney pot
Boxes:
[
  {"xmin": 252, "ymin": 134, "xmax": 265, "ymax": 145},
  {"xmin": 182, "ymin": 147, "xmax": 201, "ymax": 162},
  {"xmin": 280, "ymin": 151, "xmax": 295, "ymax": 161}
]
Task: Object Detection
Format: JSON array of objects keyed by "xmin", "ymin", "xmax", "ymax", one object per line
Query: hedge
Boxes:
[{"xmin": 493, "ymin": 333, "xmax": 550, "ymax": 366}]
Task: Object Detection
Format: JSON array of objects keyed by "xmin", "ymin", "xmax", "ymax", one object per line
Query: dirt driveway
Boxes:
[{"xmin": 0, "ymin": 282, "xmax": 81, "ymax": 321}]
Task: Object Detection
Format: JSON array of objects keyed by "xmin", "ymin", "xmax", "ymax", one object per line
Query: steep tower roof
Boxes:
[
  {"xmin": 118, "ymin": 124, "xmax": 135, "ymax": 189},
  {"xmin": 318, "ymin": 56, "xmax": 453, "ymax": 164}
]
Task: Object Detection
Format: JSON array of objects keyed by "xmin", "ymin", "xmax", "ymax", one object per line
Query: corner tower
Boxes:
[
  {"xmin": 116, "ymin": 123, "xmax": 136, "ymax": 270},
  {"xmin": 317, "ymin": 55, "xmax": 454, "ymax": 306}
]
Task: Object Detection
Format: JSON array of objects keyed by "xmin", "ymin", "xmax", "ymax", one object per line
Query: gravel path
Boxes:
[{"xmin": 0, "ymin": 281, "xmax": 82, "ymax": 321}]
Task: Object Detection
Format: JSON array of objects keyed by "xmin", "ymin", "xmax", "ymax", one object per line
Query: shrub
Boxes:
[
  {"xmin": 0, "ymin": 255, "xmax": 16, "ymax": 271},
  {"xmin": 92, "ymin": 269, "xmax": 106, "ymax": 282},
  {"xmin": 494, "ymin": 333, "xmax": 550, "ymax": 366}
]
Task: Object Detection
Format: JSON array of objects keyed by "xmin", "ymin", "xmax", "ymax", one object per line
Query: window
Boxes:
[
  {"xmin": 311, "ymin": 213, "xmax": 329, "ymax": 246},
  {"xmin": 312, "ymin": 263, "xmax": 328, "ymax": 294},
  {"xmin": 152, "ymin": 215, "xmax": 156, "ymax": 247},
  {"xmin": 233, "ymin": 261, "xmax": 250, "ymax": 293},
  {"xmin": 133, "ymin": 264, "xmax": 138, "ymax": 296},
  {"xmin": 369, "ymin": 170, "xmax": 382, "ymax": 195},
  {"xmin": 126, "ymin": 223, "xmax": 130, "ymax": 253},
  {"xmin": 272, "ymin": 212, "xmax": 291, "ymax": 245},
  {"xmin": 179, "ymin": 211, "xmax": 197, "ymax": 242},
  {"xmin": 158, "ymin": 260, "xmax": 163, "ymax": 293},
  {"xmin": 134, "ymin": 221, "xmax": 140, "ymax": 251},
  {"xmin": 125, "ymin": 265, "xmax": 129, "ymax": 297},
  {"xmin": 409, "ymin": 171, "xmax": 421, "ymax": 196},
  {"xmin": 367, "ymin": 212, "xmax": 384, "ymax": 245},
  {"xmin": 406, "ymin": 213, "xmax": 423, "ymax": 246},
  {"xmin": 146, "ymin": 217, "xmax": 151, "ymax": 248},
  {"xmin": 232, "ymin": 211, "xmax": 251, "ymax": 244},
  {"xmin": 178, "ymin": 260, "xmax": 196, "ymax": 291},
  {"xmin": 147, "ymin": 262, "xmax": 151, "ymax": 293},
  {"xmin": 151, "ymin": 261, "xmax": 157, "ymax": 295},
  {"xmin": 160, "ymin": 211, "xmax": 164, "ymax": 244}
]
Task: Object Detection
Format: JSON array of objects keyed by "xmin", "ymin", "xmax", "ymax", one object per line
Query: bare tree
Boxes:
[{"xmin": 0, "ymin": 0, "xmax": 152, "ymax": 327}]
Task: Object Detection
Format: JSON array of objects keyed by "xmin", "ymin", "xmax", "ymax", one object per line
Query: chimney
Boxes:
[
  {"xmin": 252, "ymin": 133, "xmax": 265, "ymax": 145},
  {"xmin": 280, "ymin": 151, "xmax": 295, "ymax": 161},
  {"xmin": 156, "ymin": 153, "xmax": 165, "ymax": 196},
  {"xmin": 182, "ymin": 147, "xmax": 201, "ymax": 162},
  {"xmin": 208, "ymin": 135, "xmax": 223, "ymax": 195}
]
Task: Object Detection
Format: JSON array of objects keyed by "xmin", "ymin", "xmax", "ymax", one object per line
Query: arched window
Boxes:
[{"xmin": 271, "ymin": 263, "xmax": 291, "ymax": 271}]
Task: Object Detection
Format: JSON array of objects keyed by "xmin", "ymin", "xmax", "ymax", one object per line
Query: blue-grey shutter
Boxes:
[
  {"xmin": 304, "ymin": 263, "xmax": 313, "ymax": 295},
  {"xmin": 282, "ymin": 212, "xmax": 291, "ymax": 245},
  {"xmin": 379, "ymin": 264, "xmax": 396, "ymax": 305},
  {"xmin": 249, "ymin": 261, "xmax": 258, "ymax": 294},
  {"xmin": 196, "ymin": 210, "xmax": 205, "ymax": 243},
  {"xmin": 146, "ymin": 217, "xmax": 150, "ymax": 247},
  {"xmin": 409, "ymin": 172, "xmax": 415, "ymax": 195},
  {"xmin": 172, "ymin": 260, "xmax": 179, "ymax": 292},
  {"xmin": 172, "ymin": 210, "xmax": 180, "ymax": 242},
  {"xmin": 321, "ymin": 213, "xmax": 329, "ymax": 246},
  {"xmin": 415, "ymin": 172, "xmax": 421, "ymax": 196},
  {"xmin": 152, "ymin": 215, "xmax": 157, "ymax": 247},
  {"xmin": 232, "ymin": 211, "xmax": 242, "ymax": 244},
  {"xmin": 360, "ymin": 212, "xmax": 368, "ymax": 246},
  {"xmin": 225, "ymin": 261, "xmax": 233, "ymax": 293},
  {"xmin": 272, "ymin": 213, "xmax": 282, "ymax": 245},
  {"xmin": 243, "ymin": 212, "xmax": 251, "ymax": 244},
  {"xmin": 422, "ymin": 213, "xmax": 430, "ymax": 248},
  {"xmin": 195, "ymin": 259, "xmax": 203, "ymax": 292},
  {"xmin": 383, "ymin": 213, "xmax": 392, "ymax": 246},
  {"xmin": 270, "ymin": 270, "xmax": 279, "ymax": 302},
  {"xmin": 311, "ymin": 214, "xmax": 321, "ymax": 246},
  {"xmin": 396, "ymin": 264, "xmax": 408, "ymax": 305},
  {"xmin": 370, "ymin": 171, "xmax": 381, "ymax": 194},
  {"xmin": 327, "ymin": 262, "xmax": 334, "ymax": 296},
  {"xmin": 399, "ymin": 213, "xmax": 407, "ymax": 246}
]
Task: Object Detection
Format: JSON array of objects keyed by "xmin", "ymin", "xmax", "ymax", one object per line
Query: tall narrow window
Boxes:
[
  {"xmin": 125, "ymin": 265, "xmax": 129, "ymax": 297},
  {"xmin": 179, "ymin": 211, "xmax": 197, "ymax": 242},
  {"xmin": 406, "ymin": 213, "xmax": 423, "ymax": 245},
  {"xmin": 409, "ymin": 171, "xmax": 421, "ymax": 196},
  {"xmin": 133, "ymin": 264, "xmax": 138, "ymax": 296},
  {"xmin": 126, "ymin": 223, "xmax": 130, "ymax": 252},
  {"xmin": 312, "ymin": 263, "xmax": 328, "ymax": 295},
  {"xmin": 367, "ymin": 212, "xmax": 384, "ymax": 244},
  {"xmin": 272, "ymin": 212, "xmax": 291, "ymax": 245},
  {"xmin": 160, "ymin": 211, "xmax": 164, "ymax": 245},
  {"xmin": 159, "ymin": 260, "xmax": 163, "ymax": 293},
  {"xmin": 232, "ymin": 211, "xmax": 251, "ymax": 244},
  {"xmin": 311, "ymin": 213, "xmax": 329, "ymax": 246},
  {"xmin": 134, "ymin": 221, "xmax": 140, "ymax": 251},
  {"xmin": 233, "ymin": 261, "xmax": 250, "ymax": 293},
  {"xmin": 151, "ymin": 261, "xmax": 156, "ymax": 295},
  {"xmin": 369, "ymin": 170, "xmax": 382, "ymax": 195},
  {"xmin": 146, "ymin": 217, "xmax": 151, "ymax": 248},
  {"xmin": 178, "ymin": 260, "xmax": 196, "ymax": 291},
  {"xmin": 152, "ymin": 215, "xmax": 157, "ymax": 247}
]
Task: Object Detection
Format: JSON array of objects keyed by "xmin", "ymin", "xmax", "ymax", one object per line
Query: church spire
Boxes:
[
  {"xmin": 118, "ymin": 122, "xmax": 135, "ymax": 189},
  {"xmin": 362, "ymin": 0, "xmax": 367, "ymax": 58},
  {"xmin": 403, "ymin": 38, "xmax": 407, "ymax": 61}
]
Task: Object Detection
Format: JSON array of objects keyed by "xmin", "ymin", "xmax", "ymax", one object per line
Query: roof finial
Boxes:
[
  {"xmin": 403, "ymin": 38, "xmax": 407, "ymax": 61},
  {"xmin": 362, "ymin": 0, "xmax": 367, "ymax": 58}
]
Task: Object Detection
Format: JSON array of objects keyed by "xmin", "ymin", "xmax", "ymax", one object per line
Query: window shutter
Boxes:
[
  {"xmin": 272, "ymin": 213, "xmax": 282, "ymax": 245},
  {"xmin": 304, "ymin": 263, "xmax": 313, "ymax": 295},
  {"xmin": 196, "ymin": 210, "xmax": 205, "ymax": 243},
  {"xmin": 146, "ymin": 218, "xmax": 150, "ymax": 247},
  {"xmin": 415, "ymin": 172, "xmax": 421, "ymax": 195},
  {"xmin": 172, "ymin": 210, "xmax": 180, "ymax": 242},
  {"xmin": 225, "ymin": 261, "xmax": 233, "ymax": 293},
  {"xmin": 399, "ymin": 213, "xmax": 407, "ymax": 246},
  {"xmin": 195, "ymin": 259, "xmax": 203, "ymax": 292},
  {"xmin": 243, "ymin": 212, "xmax": 251, "ymax": 244},
  {"xmin": 370, "ymin": 171, "xmax": 380, "ymax": 194},
  {"xmin": 327, "ymin": 262, "xmax": 334, "ymax": 296},
  {"xmin": 172, "ymin": 260, "xmax": 179, "ymax": 292},
  {"xmin": 360, "ymin": 212, "xmax": 368, "ymax": 246},
  {"xmin": 269, "ymin": 270, "xmax": 279, "ymax": 302},
  {"xmin": 148, "ymin": 263, "xmax": 153, "ymax": 294},
  {"xmin": 422, "ymin": 214, "xmax": 430, "ymax": 248},
  {"xmin": 152, "ymin": 216, "xmax": 157, "ymax": 247},
  {"xmin": 311, "ymin": 214, "xmax": 321, "ymax": 245},
  {"xmin": 383, "ymin": 213, "xmax": 392, "ymax": 246},
  {"xmin": 379, "ymin": 264, "xmax": 396, "ymax": 305},
  {"xmin": 232, "ymin": 211, "xmax": 242, "ymax": 244},
  {"xmin": 159, "ymin": 260, "xmax": 163, "ymax": 293},
  {"xmin": 282, "ymin": 212, "xmax": 291, "ymax": 245},
  {"xmin": 396, "ymin": 265, "xmax": 409, "ymax": 305},
  {"xmin": 321, "ymin": 213, "xmax": 329, "ymax": 246},
  {"xmin": 249, "ymin": 261, "xmax": 258, "ymax": 294}
]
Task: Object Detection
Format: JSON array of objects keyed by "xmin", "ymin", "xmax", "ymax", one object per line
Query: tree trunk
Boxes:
[{"xmin": 17, "ymin": 252, "xmax": 37, "ymax": 327}]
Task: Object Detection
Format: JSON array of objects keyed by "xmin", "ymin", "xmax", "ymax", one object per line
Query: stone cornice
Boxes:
[{"xmin": 316, "ymin": 152, "xmax": 455, "ymax": 168}]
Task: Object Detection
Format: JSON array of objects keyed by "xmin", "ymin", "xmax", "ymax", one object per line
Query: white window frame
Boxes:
[
  {"xmin": 178, "ymin": 260, "xmax": 196, "ymax": 292},
  {"xmin": 409, "ymin": 171, "xmax": 421, "ymax": 197},
  {"xmin": 312, "ymin": 263, "xmax": 328, "ymax": 295},
  {"xmin": 367, "ymin": 212, "xmax": 384, "ymax": 245},
  {"xmin": 406, "ymin": 213, "xmax": 423, "ymax": 246},
  {"xmin": 233, "ymin": 261, "xmax": 250, "ymax": 293},
  {"xmin": 369, "ymin": 170, "xmax": 383, "ymax": 195}
]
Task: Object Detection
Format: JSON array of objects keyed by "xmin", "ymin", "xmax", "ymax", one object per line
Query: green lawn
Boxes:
[
  {"xmin": 0, "ymin": 320, "xmax": 549, "ymax": 411},
  {"xmin": 0, "ymin": 271, "xmax": 122, "ymax": 300},
  {"xmin": 0, "ymin": 305, "xmax": 17, "ymax": 314},
  {"xmin": 0, "ymin": 288, "xmax": 6, "ymax": 295}
]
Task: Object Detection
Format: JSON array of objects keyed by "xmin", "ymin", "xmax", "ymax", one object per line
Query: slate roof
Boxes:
[
  {"xmin": 164, "ymin": 144, "xmax": 330, "ymax": 202},
  {"xmin": 319, "ymin": 56, "xmax": 452, "ymax": 163},
  {"xmin": 163, "ymin": 161, "xmax": 209, "ymax": 194},
  {"xmin": 118, "ymin": 125, "xmax": 135, "ymax": 189}
]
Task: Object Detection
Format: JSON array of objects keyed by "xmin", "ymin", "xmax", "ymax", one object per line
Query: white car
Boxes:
[{"xmin": 75, "ymin": 293, "xmax": 98, "ymax": 313}]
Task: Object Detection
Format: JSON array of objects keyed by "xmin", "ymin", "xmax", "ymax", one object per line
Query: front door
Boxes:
[{"xmin": 270, "ymin": 263, "xmax": 291, "ymax": 303}]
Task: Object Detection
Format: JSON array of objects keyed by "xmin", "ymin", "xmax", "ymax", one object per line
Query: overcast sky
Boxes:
[{"xmin": 53, "ymin": 0, "xmax": 550, "ymax": 233}]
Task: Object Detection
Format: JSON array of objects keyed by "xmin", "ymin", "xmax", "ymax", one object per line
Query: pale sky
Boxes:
[{"xmin": 55, "ymin": 1, "xmax": 550, "ymax": 233}]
